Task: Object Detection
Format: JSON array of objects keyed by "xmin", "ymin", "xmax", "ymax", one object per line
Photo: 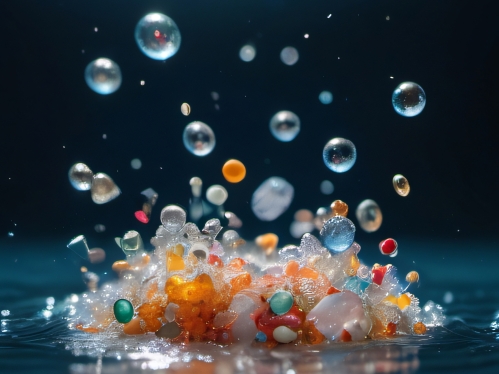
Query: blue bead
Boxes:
[
  {"xmin": 269, "ymin": 291, "xmax": 293, "ymax": 315},
  {"xmin": 255, "ymin": 331, "xmax": 267, "ymax": 342}
]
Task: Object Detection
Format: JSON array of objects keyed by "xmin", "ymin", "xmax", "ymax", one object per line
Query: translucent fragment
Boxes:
[
  {"xmin": 319, "ymin": 91, "xmax": 333, "ymax": 104},
  {"xmin": 206, "ymin": 185, "xmax": 228, "ymax": 205},
  {"xmin": 68, "ymin": 163, "xmax": 93, "ymax": 191},
  {"xmin": 392, "ymin": 82, "xmax": 426, "ymax": 117},
  {"xmin": 134, "ymin": 13, "xmax": 181, "ymax": 60},
  {"xmin": 320, "ymin": 216, "xmax": 356, "ymax": 253},
  {"xmin": 160, "ymin": 205, "xmax": 186, "ymax": 233},
  {"xmin": 189, "ymin": 177, "xmax": 203, "ymax": 198},
  {"xmin": 224, "ymin": 211, "xmax": 243, "ymax": 228},
  {"xmin": 323, "ymin": 137, "xmax": 357, "ymax": 173},
  {"xmin": 121, "ymin": 230, "xmax": 144, "ymax": 256},
  {"xmin": 393, "ymin": 174, "xmax": 410, "ymax": 196},
  {"xmin": 421, "ymin": 301, "xmax": 445, "ymax": 327},
  {"xmin": 356, "ymin": 199, "xmax": 382, "ymax": 232},
  {"xmin": 280, "ymin": 46, "xmax": 299, "ymax": 66},
  {"xmin": 67, "ymin": 235, "xmax": 89, "ymax": 259},
  {"xmin": 90, "ymin": 173, "xmax": 121, "ymax": 204},
  {"xmin": 183, "ymin": 121, "xmax": 216, "ymax": 156},
  {"xmin": 239, "ymin": 44, "xmax": 256, "ymax": 62},
  {"xmin": 84, "ymin": 58, "xmax": 122, "ymax": 95},
  {"xmin": 88, "ymin": 248, "xmax": 106, "ymax": 264},
  {"xmin": 269, "ymin": 110, "xmax": 300, "ymax": 142},
  {"xmin": 165, "ymin": 303, "xmax": 179, "ymax": 322},
  {"xmin": 251, "ymin": 177, "xmax": 294, "ymax": 221},
  {"xmin": 180, "ymin": 103, "xmax": 191, "ymax": 116}
]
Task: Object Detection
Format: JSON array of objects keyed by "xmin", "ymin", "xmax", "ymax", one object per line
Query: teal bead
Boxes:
[
  {"xmin": 113, "ymin": 299, "xmax": 134, "ymax": 323},
  {"xmin": 269, "ymin": 291, "xmax": 293, "ymax": 315}
]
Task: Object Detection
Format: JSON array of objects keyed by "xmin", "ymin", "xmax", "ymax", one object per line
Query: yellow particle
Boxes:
[
  {"xmin": 413, "ymin": 321, "xmax": 427, "ymax": 335},
  {"xmin": 166, "ymin": 252, "xmax": 185, "ymax": 272},
  {"xmin": 384, "ymin": 294, "xmax": 398, "ymax": 305},
  {"xmin": 397, "ymin": 293, "xmax": 412, "ymax": 310},
  {"xmin": 181, "ymin": 103, "xmax": 191, "ymax": 116},
  {"xmin": 331, "ymin": 200, "xmax": 348, "ymax": 217},
  {"xmin": 406, "ymin": 271, "xmax": 419, "ymax": 283},
  {"xmin": 80, "ymin": 266, "xmax": 88, "ymax": 273},
  {"xmin": 346, "ymin": 254, "xmax": 360, "ymax": 276},
  {"xmin": 255, "ymin": 233, "xmax": 279, "ymax": 255},
  {"xmin": 393, "ymin": 174, "xmax": 410, "ymax": 196}
]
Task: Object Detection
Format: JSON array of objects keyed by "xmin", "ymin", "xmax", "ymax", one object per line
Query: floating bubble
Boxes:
[
  {"xmin": 323, "ymin": 137, "xmax": 357, "ymax": 173},
  {"xmin": 84, "ymin": 58, "xmax": 122, "ymax": 95},
  {"xmin": 206, "ymin": 185, "xmax": 228, "ymax": 206},
  {"xmin": 320, "ymin": 180, "xmax": 334, "ymax": 195},
  {"xmin": 280, "ymin": 46, "xmax": 299, "ymax": 66},
  {"xmin": 222, "ymin": 159, "xmax": 246, "ymax": 183},
  {"xmin": 181, "ymin": 103, "xmax": 191, "ymax": 116},
  {"xmin": 134, "ymin": 13, "xmax": 181, "ymax": 60},
  {"xmin": 392, "ymin": 82, "xmax": 426, "ymax": 117},
  {"xmin": 94, "ymin": 224, "xmax": 106, "ymax": 233},
  {"xmin": 183, "ymin": 121, "xmax": 216, "ymax": 156},
  {"xmin": 90, "ymin": 173, "xmax": 121, "ymax": 204},
  {"xmin": 160, "ymin": 205, "xmax": 186, "ymax": 233},
  {"xmin": 319, "ymin": 216, "xmax": 356, "ymax": 253},
  {"xmin": 131, "ymin": 158, "xmax": 142, "ymax": 170},
  {"xmin": 251, "ymin": 177, "xmax": 294, "ymax": 221},
  {"xmin": 393, "ymin": 174, "xmax": 410, "ymax": 196},
  {"xmin": 68, "ymin": 163, "xmax": 93, "ymax": 191},
  {"xmin": 211, "ymin": 92, "xmax": 220, "ymax": 101},
  {"xmin": 355, "ymin": 199, "xmax": 382, "ymax": 232},
  {"xmin": 319, "ymin": 91, "xmax": 333, "ymax": 105},
  {"xmin": 269, "ymin": 110, "xmax": 300, "ymax": 142},
  {"xmin": 239, "ymin": 44, "xmax": 256, "ymax": 62}
]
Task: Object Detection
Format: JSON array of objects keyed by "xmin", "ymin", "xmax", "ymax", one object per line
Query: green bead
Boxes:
[
  {"xmin": 269, "ymin": 291, "xmax": 293, "ymax": 315},
  {"xmin": 113, "ymin": 299, "xmax": 134, "ymax": 323}
]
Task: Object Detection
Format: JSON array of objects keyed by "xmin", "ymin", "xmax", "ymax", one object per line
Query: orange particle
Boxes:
[
  {"xmin": 397, "ymin": 293, "xmax": 412, "ymax": 310},
  {"xmin": 167, "ymin": 252, "xmax": 185, "ymax": 272},
  {"xmin": 284, "ymin": 260, "xmax": 300, "ymax": 276},
  {"xmin": 228, "ymin": 257, "xmax": 248, "ymax": 270},
  {"xmin": 327, "ymin": 286, "xmax": 341, "ymax": 295},
  {"xmin": 222, "ymin": 159, "xmax": 246, "ymax": 183},
  {"xmin": 385, "ymin": 322, "xmax": 397, "ymax": 336},
  {"xmin": 304, "ymin": 321, "xmax": 325, "ymax": 344},
  {"xmin": 230, "ymin": 273, "xmax": 252, "ymax": 296},
  {"xmin": 123, "ymin": 317, "xmax": 145, "ymax": 335},
  {"xmin": 112, "ymin": 260, "xmax": 130, "ymax": 272},
  {"xmin": 340, "ymin": 329, "xmax": 352, "ymax": 342},
  {"xmin": 75, "ymin": 324, "xmax": 100, "ymax": 333},
  {"xmin": 296, "ymin": 266, "xmax": 319, "ymax": 280},
  {"xmin": 146, "ymin": 282, "xmax": 158, "ymax": 300},
  {"xmin": 413, "ymin": 321, "xmax": 427, "ymax": 335},
  {"xmin": 255, "ymin": 233, "xmax": 279, "ymax": 255},
  {"xmin": 331, "ymin": 200, "xmax": 349, "ymax": 217}
]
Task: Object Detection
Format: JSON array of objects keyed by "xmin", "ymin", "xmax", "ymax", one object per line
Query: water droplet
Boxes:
[
  {"xmin": 319, "ymin": 91, "xmax": 333, "ymax": 104},
  {"xmin": 320, "ymin": 180, "xmax": 334, "ymax": 195},
  {"xmin": 68, "ymin": 163, "xmax": 93, "ymax": 191},
  {"xmin": 392, "ymin": 81, "xmax": 426, "ymax": 117},
  {"xmin": 320, "ymin": 216, "xmax": 356, "ymax": 253},
  {"xmin": 160, "ymin": 205, "xmax": 186, "ymax": 233},
  {"xmin": 280, "ymin": 46, "xmax": 299, "ymax": 66},
  {"xmin": 90, "ymin": 173, "xmax": 121, "ymax": 204},
  {"xmin": 134, "ymin": 13, "xmax": 181, "ymax": 60},
  {"xmin": 251, "ymin": 177, "xmax": 294, "ymax": 221},
  {"xmin": 323, "ymin": 137, "xmax": 357, "ymax": 173},
  {"xmin": 269, "ymin": 110, "xmax": 300, "ymax": 142},
  {"xmin": 130, "ymin": 158, "xmax": 142, "ymax": 170},
  {"xmin": 393, "ymin": 174, "xmax": 410, "ymax": 196},
  {"xmin": 84, "ymin": 58, "xmax": 122, "ymax": 95},
  {"xmin": 183, "ymin": 121, "xmax": 216, "ymax": 156},
  {"xmin": 180, "ymin": 102, "xmax": 191, "ymax": 116},
  {"xmin": 206, "ymin": 184, "xmax": 228, "ymax": 205},
  {"xmin": 239, "ymin": 44, "xmax": 256, "ymax": 62},
  {"xmin": 355, "ymin": 199, "xmax": 382, "ymax": 232}
]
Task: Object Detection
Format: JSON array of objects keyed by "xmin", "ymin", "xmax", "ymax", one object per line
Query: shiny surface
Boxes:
[
  {"xmin": 84, "ymin": 58, "xmax": 122, "ymax": 95},
  {"xmin": 90, "ymin": 173, "xmax": 121, "ymax": 204},
  {"xmin": 183, "ymin": 121, "xmax": 216, "ymax": 156},
  {"xmin": 392, "ymin": 82, "xmax": 426, "ymax": 117},
  {"xmin": 134, "ymin": 13, "xmax": 181, "ymax": 60},
  {"xmin": 355, "ymin": 199, "xmax": 383, "ymax": 232},
  {"xmin": 323, "ymin": 138, "xmax": 357, "ymax": 173},
  {"xmin": 68, "ymin": 163, "xmax": 93, "ymax": 191},
  {"xmin": 269, "ymin": 110, "xmax": 301, "ymax": 142}
]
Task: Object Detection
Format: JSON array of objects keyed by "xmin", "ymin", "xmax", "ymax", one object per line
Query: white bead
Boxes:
[{"xmin": 272, "ymin": 325, "xmax": 297, "ymax": 343}]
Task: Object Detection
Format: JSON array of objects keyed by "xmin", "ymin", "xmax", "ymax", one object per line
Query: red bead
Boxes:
[
  {"xmin": 379, "ymin": 238, "xmax": 398, "ymax": 255},
  {"xmin": 208, "ymin": 254, "xmax": 223, "ymax": 267},
  {"xmin": 371, "ymin": 265, "xmax": 389, "ymax": 285},
  {"xmin": 134, "ymin": 210, "xmax": 149, "ymax": 224}
]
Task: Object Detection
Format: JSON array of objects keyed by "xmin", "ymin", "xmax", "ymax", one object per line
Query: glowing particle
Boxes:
[
  {"xmin": 379, "ymin": 238, "xmax": 398, "ymax": 256},
  {"xmin": 386, "ymin": 16, "xmax": 390, "ymax": 21},
  {"xmin": 331, "ymin": 200, "xmax": 348, "ymax": 217},
  {"xmin": 183, "ymin": 121, "xmax": 216, "ymax": 156},
  {"xmin": 406, "ymin": 271, "xmax": 419, "ymax": 283},
  {"xmin": 206, "ymin": 185, "xmax": 228, "ymax": 205},
  {"xmin": 269, "ymin": 110, "xmax": 300, "ymax": 142},
  {"xmin": 304, "ymin": 34, "xmax": 309, "ymax": 38},
  {"xmin": 269, "ymin": 291, "xmax": 293, "ymax": 315},
  {"xmin": 255, "ymin": 233, "xmax": 279, "ymax": 255},
  {"xmin": 7, "ymin": 232, "xmax": 14, "ymax": 237},
  {"xmin": 443, "ymin": 291, "xmax": 454, "ymax": 304},
  {"xmin": 94, "ymin": 224, "xmax": 106, "ymax": 233},
  {"xmin": 320, "ymin": 216, "xmax": 356, "ymax": 253},
  {"xmin": 211, "ymin": 91, "xmax": 220, "ymax": 101},
  {"xmin": 68, "ymin": 163, "xmax": 93, "ymax": 191},
  {"xmin": 140, "ymin": 80, "xmax": 145, "ymax": 86},
  {"xmin": 131, "ymin": 158, "xmax": 142, "ymax": 170},
  {"xmin": 327, "ymin": 14, "xmax": 332, "ymax": 18},
  {"xmin": 84, "ymin": 58, "xmax": 122, "ymax": 95},
  {"xmin": 392, "ymin": 82, "xmax": 426, "ymax": 117},
  {"xmin": 1, "ymin": 310, "xmax": 10, "ymax": 317},
  {"xmin": 413, "ymin": 321, "xmax": 427, "ymax": 335},
  {"xmin": 355, "ymin": 199, "xmax": 382, "ymax": 232},
  {"xmin": 67, "ymin": 235, "xmax": 89, "ymax": 259},
  {"xmin": 323, "ymin": 137, "xmax": 357, "ymax": 173},
  {"xmin": 181, "ymin": 103, "xmax": 191, "ymax": 116},
  {"xmin": 94, "ymin": 27, "xmax": 98, "ymax": 32},
  {"xmin": 239, "ymin": 44, "xmax": 256, "ymax": 62},
  {"xmin": 320, "ymin": 180, "xmax": 334, "ymax": 195},
  {"xmin": 222, "ymin": 159, "xmax": 246, "ymax": 183},
  {"xmin": 280, "ymin": 46, "xmax": 299, "ymax": 66},
  {"xmin": 393, "ymin": 174, "xmax": 410, "ymax": 196},
  {"xmin": 251, "ymin": 177, "xmax": 294, "ymax": 221},
  {"xmin": 114, "ymin": 299, "xmax": 134, "ymax": 323},
  {"xmin": 319, "ymin": 91, "xmax": 333, "ymax": 105},
  {"xmin": 273, "ymin": 325, "xmax": 298, "ymax": 343},
  {"xmin": 90, "ymin": 173, "xmax": 121, "ymax": 204},
  {"xmin": 134, "ymin": 13, "xmax": 181, "ymax": 60},
  {"xmin": 160, "ymin": 205, "xmax": 186, "ymax": 233}
]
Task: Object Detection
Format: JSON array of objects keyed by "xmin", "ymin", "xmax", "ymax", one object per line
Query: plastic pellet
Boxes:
[
  {"xmin": 273, "ymin": 325, "xmax": 298, "ymax": 343},
  {"xmin": 222, "ymin": 159, "xmax": 246, "ymax": 183},
  {"xmin": 114, "ymin": 299, "xmax": 134, "ymax": 323},
  {"xmin": 269, "ymin": 291, "xmax": 293, "ymax": 315}
]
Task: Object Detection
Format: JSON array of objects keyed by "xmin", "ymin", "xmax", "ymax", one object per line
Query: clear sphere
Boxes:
[
  {"xmin": 183, "ymin": 121, "xmax": 216, "ymax": 156},
  {"xmin": 319, "ymin": 216, "xmax": 356, "ymax": 253},
  {"xmin": 239, "ymin": 45, "xmax": 256, "ymax": 62},
  {"xmin": 134, "ymin": 13, "xmax": 181, "ymax": 61},
  {"xmin": 320, "ymin": 180, "xmax": 334, "ymax": 195},
  {"xmin": 392, "ymin": 82, "xmax": 426, "ymax": 117},
  {"xmin": 160, "ymin": 205, "xmax": 186, "ymax": 233},
  {"xmin": 68, "ymin": 163, "xmax": 93, "ymax": 191},
  {"xmin": 130, "ymin": 158, "xmax": 142, "ymax": 169},
  {"xmin": 252, "ymin": 177, "xmax": 294, "ymax": 221},
  {"xmin": 355, "ymin": 199, "xmax": 383, "ymax": 232},
  {"xmin": 323, "ymin": 137, "xmax": 357, "ymax": 173},
  {"xmin": 84, "ymin": 58, "xmax": 122, "ymax": 95},
  {"xmin": 319, "ymin": 91, "xmax": 333, "ymax": 105},
  {"xmin": 269, "ymin": 111, "xmax": 300, "ymax": 142},
  {"xmin": 280, "ymin": 47, "xmax": 299, "ymax": 66}
]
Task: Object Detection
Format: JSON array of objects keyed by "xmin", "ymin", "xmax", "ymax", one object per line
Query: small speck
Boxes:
[
  {"xmin": 386, "ymin": 16, "xmax": 390, "ymax": 21},
  {"xmin": 81, "ymin": 50, "xmax": 85, "ymax": 54},
  {"xmin": 327, "ymin": 14, "xmax": 332, "ymax": 18},
  {"xmin": 304, "ymin": 34, "xmax": 309, "ymax": 39},
  {"xmin": 8, "ymin": 232, "xmax": 14, "ymax": 237},
  {"xmin": 102, "ymin": 134, "xmax": 107, "ymax": 139},
  {"xmin": 160, "ymin": 167, "xmax": 163, "ymax": 170},
  {"xmin": 140, "ymin": 80, "xmax": 145, "ymax": 86},
  {"xmin": 338, "ymin": 57, "xmax": 340, "ymax": 59},
  {"xmin": 62, "ymin": 146, "xmax": 65, "ymax": 148},
  {"xmin": 215, "ymin": 104, "xmax": 220, "ymax": 110},
  {"xmin": 457, "ymin": 229, "xmax": 460, "ymax": 232},
  {"xmin": 390, "ymin": 76, "xmax": 394, "ymax": 79},
  {"xmin": 94, "ymin": 27, "xmax": 98, "ymax": 32}
]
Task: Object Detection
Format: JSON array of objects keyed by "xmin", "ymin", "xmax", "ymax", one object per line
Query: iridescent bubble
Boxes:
[
  {"xmin": 323, "ymin": 137, "xmax": 357, "ymax": 173},
  {"xmin": 183, "ymin": 121, "xmax": 216, "ymax": 156},
  {"xmin": 251, "ymin": 177, "xmax": 294, "ymax": 221},
  {"xmin": 134, "ymin": 13, "xmax": 181, "ymax": 60},
  {"xmin": 84, "ymin": 58, "xmax": 122, "ymax": 95},
  {"xmin": 130, "ymin": 158, "xmax": 142, "ymax": 170},
  {"xmin": 68, "ymin": 163, "xmax": 93, "ymax": 191},
  {"xmin": 320, "ymin": 180, "xmax": 334, "ymax": 195},
  {"xmin": 90, "ymin": 173, "xmax": 121, "ymax": 204},
  {"xmin": 319, "ymin": 91, "xmax": 333, "ymax": 105},
  {"xmin": 160, "ymin": 205, "xmax": 186, "ymax": 233},
  {"xmin": 319, "ymin": 216, "xmax": 356, "ymax": 253},
  {"xmin": 280, "ymin": 47, "xmax": 299, "ymax": 66},
  {"xmin": 269, "ymin": 111, "xmax": 300, "ymax": 142},
  {"xmin": 239, "ymin": 44, "xmax": 256, "ymax": 62},
  {"xmin": 355, "ymin": 199, "xmax": 383, "ymax": 232},
  {"xmin": 392, "ymin": 82, "xmax": 426, "ymax": 117}
]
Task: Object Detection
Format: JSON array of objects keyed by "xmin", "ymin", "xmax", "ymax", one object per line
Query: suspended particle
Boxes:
[
  {"xmin": 84, "ymin": 58, "xmax": 122, "ymax": 95},
  {"xmin": 189, "ymin": 177, "xmax": 203, "ymax": 198},
  {"xmin": 211, "ymin": 92, "xmax": 220, "ymax": 101},
  {"xmin": 120, "ymin": 230, "xmax": 144, "ymax": 256},
  {"xmin": 280, "ymin": 46, "xmax": 299, "ymax": 66},
  {"xmin": 67, "ymin": 235, "xmax": 89, "ymax": 259},
  {"xmin": 88, "ymin": 247, "xmax": 106, "ymax": 264},
  {"xmin": 323, "ymin": 137, "xmax": 357, "ymax": 173},
  {"xmin": 90, "ymin": 173, "xmax": 121, "ymax": 204},
  {"xmin": 319, "ymin": 91, "xmax": 333, "ymax": 105},
  {"xmin": 251, "ymin": 177, "xmax": 294, "ymax": 221},
  {"xmin": 7, "ymin": 232, "xmax": 14, "ymax": 237},
  {"xmin": 269, "ymin": 291, "xmax": 293, "ymax": 315},
  {"xmin": 114, "ymin": 299, "xmax": 134, "ymax": 323},
  {"xmin": 68, "ymin": 163, "xmax": 93, "ymax": 191},
  {"xmin": 131, "ymin": 158, "xmax": 142, "ymax": 170},
  {"xmin": 320, "ymin": 180, "xmax": 334, "ymax": 195},
  {"xmin": 135, "ymin": 187, "xmax": 158, "ymax": 224},
  {"xmin": 413, "ymin": 321, "xmax": 427, "ymax": 335},
  {"xmin": 181, "ymin": 103, "xmax": 191, "ymax": 116},
  {"xmin": 392, "ymin": 82, "xmax": 426, "ymax": 117},
  {"xmin": 294, "ymin": 209, "xmax": 313, "ymax": 222},
  {"xmin": 255, "ymin": 233, "xmax": 279, "ymax": 255},
  {"xmin": 320, "ymin": 216, "xmax": 356, "ymax": 253},
  {"xmin": 355, "ymin": 199, "xmax": 382, "ymax": 232},
  {"xmin": 393, "ymin": 174, "xmax": 410, "ymax": 196},
  {"xmin": 239, "ymin": 44, "xmax": 256, "ymax": 62},
  {"xmin": 134, "ymin": 13, "xmax": 181, "ymax": 60},
  {"xmin": 161, "ymin": 205, "xmax": 186, "ymax": 233},
  {"xmin": 222, "ymin": 230, "xmax": 241, "ymax": 248},
  {"xmin": 331, "ymin": 200, "xmax": 348, "ymax": 217},
  {"xmin": 269, "ymin": 110, "xmax": 300, "ymax": 142},
  {"xmin": 406, "ymin": 271, "xmax": 419, "ymax": 283},
  {"xmin": 222, "ymin": 159, "xmax": 246, "ymax": 183},
  {"xmin": 82, "ymin": 271, "xmax": 99, "ymax": 292},
  {"xmin": 183, "ymin": 121, "xmax": 216, "ymax": 156},
  {"xmin": 206, "ymin": 184, "xmax": 228, "ymax": 205},
  {"xmin": 379, "ymin": 238, "xmax": 398, "ymax": 256},
  {"xmin": 155, "ymin": 321, "xmax": 182, "ymax": 339},
  {"xmin": 225, "ymin": 211, "xmax": 243, "ymax": 228},
  {"xmin": 290, "ymin": 221, "xmax": 314, "ymax": 238},
  {"xmin": 94, "ymin": 224, "xmax": 106, "ymax": 233}
]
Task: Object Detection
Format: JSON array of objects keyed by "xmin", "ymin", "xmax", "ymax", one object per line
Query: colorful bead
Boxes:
[
  {"xmin": 413, "ymin": 321, "xmax": 427, "ymax": 335},
  {"xmin": 406, "ymin": 271, "xmax": 419, "ymax": 283},
  {"xmin": 330, "ymin": 200, "xmax": 348, "ymax": 217},
  {"xmin": 273, "ymin": 325, "xmax": 298, "ymax": 343},
  {"xmin": 269, "ymin": 291, "xmax": 294, "ymax": 315},
  {"xmin": 113, "ymin": 299, "xmax": 134, "ymax": 323},
  {"xmin": 255, "ymin": 331, "xmax": 267, "ymax": 342},
  {"xmin": 222, "ymin": 159, "xmax": 246, "ymax": 183},
  {"xmin": 379, "ymin": 238, "xmax": 398, "ymax": 256}
]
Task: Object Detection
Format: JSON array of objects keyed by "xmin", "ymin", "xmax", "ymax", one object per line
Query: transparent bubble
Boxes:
[
  {"xmin": 160, "ymin": 205, "xmax": 186, "ymax": 233},
  {"xmin": 392, "ymin": 82, "xmax": 426, "ymax": 117},
  {"xmin": 130, "ymin": 158, "xmax": 142, "ymax": 170},
  {"xmin": 280, "ymin": 47, "xmax": 299, "ymax": 66},
  {"xmin": 239, "ymin": 45, "xmax": 256, "ymax": 62},
  {"xmin": 183, "ymin": 121, "xmax": 216, "ymax": 156},
  {"xmin": 319, "ymin": 91, "xmax": 333, "ymax": 105},
  {"xmin": 269, "ymin": 111, "xmax": 300, "ymax": 142},
  {"xmin": 206, "ymin": 184, "xmax": 228, "ymax": 206},
  {"xmin": 134, "ymin": 13, "xmax": 181, "ymax": 61},
  {"xmin": 393, "ymin": 174, "xmax": 410, "ymax": 196},
  {"xmin": 323, "ymin": 137, "xmax": 357, "ymax": 173},
  {"xmin": 355, "ymin": 199, "xmax": 383, "ymax": 232},
  {"xmin": 319, "ymin": 216, "xmax": 356, "ymax": 253},
  {"xmin": 84, "ymin": 58, "xmax": 122, "ymax": 95},
  {"xmin": 68, "ymin": 163, "xmax": 93, "ymax": 191},
  {"xmin": 251, "ymin": 177, "xmax": 294, "ymax": 221},
  {"xmin": 90, "ymin": 173, "xmax": 121, "ymax": 204},
  {"xmin": 320, "ymin": 180, "xmax": 334, "ymax": 195}
]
